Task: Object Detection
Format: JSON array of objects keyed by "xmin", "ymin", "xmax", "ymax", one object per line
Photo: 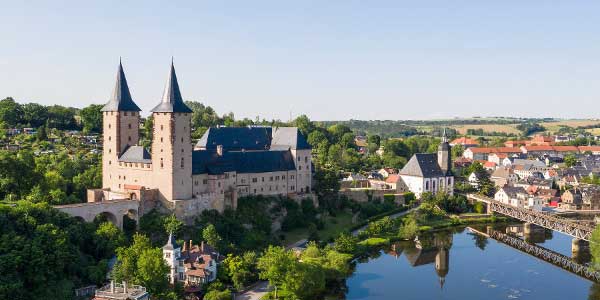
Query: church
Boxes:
[
  {"xmin": 88, "ymin": 62, "xmax": 312, "ymax": 221},
  {"xmin": 398, "ymin": 131, "xmax": 454, "ymax": 198}
]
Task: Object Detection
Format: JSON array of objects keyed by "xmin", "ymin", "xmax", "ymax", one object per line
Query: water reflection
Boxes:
[{"xmin": 347, "ymin": 226, "xmax": 599, "ymax": 300}]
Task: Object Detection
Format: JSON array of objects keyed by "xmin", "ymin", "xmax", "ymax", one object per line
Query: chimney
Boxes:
[
  {"xmin": 122, "ymin": 281, "xmax": 128, "ymax": 294},
  {"xmin": 216, "ymin": 145, "xmax": 223, "ymax": 156},
  {"xmin": 201, "ymin": 241, "xmax": 205, "ymax": 253},
  {"xmin": 110, "ymin": 280, "xmax": 115, "ymax": 293},
  {"xmin": 182, "ymin": 240, "xmax": 188, "ymax": 252},
  {"xmin": 189, "ymin": 239, "xmax": 193, "ymax": 249}
]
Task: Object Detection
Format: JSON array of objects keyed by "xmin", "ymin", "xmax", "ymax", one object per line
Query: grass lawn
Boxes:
[{"xmin": 282, "ymin": 210, "xmax": 355, "ymax": 246}]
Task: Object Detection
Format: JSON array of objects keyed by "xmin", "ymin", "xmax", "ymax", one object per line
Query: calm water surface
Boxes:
[{"xmin": 346, "ymin": 225, "xmax": 600, "ymax": 300}]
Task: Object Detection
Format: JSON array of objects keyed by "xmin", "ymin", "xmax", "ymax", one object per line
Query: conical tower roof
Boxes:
[
  {"xmin": 150, "ymin": 61, "xmax": 193, "ymax": 113},
  {"xmin": 101, "ymin": 60, "xmax": 141, "ymax": 112}
]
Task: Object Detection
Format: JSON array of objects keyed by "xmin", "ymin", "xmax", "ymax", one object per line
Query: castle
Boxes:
[{"xmin": 88, "ymin": 61, "xmax": 312, "ymax": 220}]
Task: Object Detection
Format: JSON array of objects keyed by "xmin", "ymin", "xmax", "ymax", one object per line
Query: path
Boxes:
[{"xmin": 235, "ymin": 281, "xmax": 271, "ymax": 300}]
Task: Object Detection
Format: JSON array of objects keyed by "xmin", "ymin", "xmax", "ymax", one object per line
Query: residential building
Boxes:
[
  {"xmin": 490, "ymin": 167, "xmax": 518, "ymax": 188},
  {"xmin": 93, "ymin": 281, "xmax": 149, "ymax": 300},
  {"xmin": 449, "ymin": 137, "xmax": 478, "ymax": 148},
  {"xmin": 494, "ymin": 186, "xmax": 528, "ymax": 207},
  {"xmin": 163, "ymin": 234, "xmax": 218, "ymax": 290},
  {"xmin": 561, "ymin": 189, "xmax": 583, "ymax": 209}
]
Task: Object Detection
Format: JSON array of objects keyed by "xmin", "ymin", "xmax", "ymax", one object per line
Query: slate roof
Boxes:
[
  {"xmin": 192, "ymin": 149, "xmax": 296, "ymax": 175},
  {"xmin": 150, "ymin": 62, "xmax": 193, "ymax": 113},
  {"xmin": 399, "ymin": 153, "xmax": 450, "ymax": 177},
  {"xmin": 118, "ymin": 145, "xmax": 152, "ymax": 163},
  {"xmin": 101, "ymin": 61, "xmax": 142, "ymax": 112},
  {"xmin": 196, "ymin": 127, "xmax": 273, "ymax": 151},
  {"xmin": 499, "ymin": 186, "xmax": 527, "ymax": 198},
  {"xmin": 271, "ymin": 127, "xmax": 311, "ymax": 150}
]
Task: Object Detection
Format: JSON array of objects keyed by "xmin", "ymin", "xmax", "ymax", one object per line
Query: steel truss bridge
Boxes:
[
  {"xmin": 467, "ymin": 194, "xmax": 594, "ymax": 241},
  {"xmin": 468, "ymin": 227, "xmax": 600, "ymax": 282}
]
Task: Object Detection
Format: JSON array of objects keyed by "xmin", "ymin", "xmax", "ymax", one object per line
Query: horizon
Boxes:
[{"xmin": 2, "ymin": 1, "xmax": 600, "ymax": 121}]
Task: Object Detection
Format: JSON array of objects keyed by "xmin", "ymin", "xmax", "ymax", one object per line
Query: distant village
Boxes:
[{"xmin": 342, "ymin": 133, "xmax": 600, "ymax": 212}]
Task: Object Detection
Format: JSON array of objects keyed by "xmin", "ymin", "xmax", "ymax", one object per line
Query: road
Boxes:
[{"xmin": 234, "ymin": 281, "xmax": 271, "ymax": 300}]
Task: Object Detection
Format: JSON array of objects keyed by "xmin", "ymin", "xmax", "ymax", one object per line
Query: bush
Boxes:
[{"xmin": 358, "ymin": 237, "xmax": 390, "ymax": 248}]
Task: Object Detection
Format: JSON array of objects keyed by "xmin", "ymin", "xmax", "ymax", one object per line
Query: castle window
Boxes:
[
  {"xmin": 299, "ymin": 166, "xmax": 302, "ymax": 170},
  {"xmin": 109, "ymin": 149, "xmax": 111, "ymax": 153},
  {"xmin": 119, "ymin": 175, "xmax": 121, "ymax": 179},
  {"xmin": 161, "ymin": 125, "xmax": 164, "ymax": 131},
  {"xmin": 124, "ymin": 112, "xmax": 128, "ymax": 116},
  {"xmin": 160, "ymin": 158, "xmax": 164, "ymax": 168},
  {"xmin": 182, "ymin": 149, "xmax": 184, "ymax": 153},
  {"xmin": 291, "ymin": 186, "xmax": 295, "ymax": 190},
  {"xmin": 181, "ymin": 137, "xmax": 183, "ymax": 143},
  {"xmin": 128, "ymin": 136, "xmax": 131, "ymax": 141},
  {"xmin": 425, "ymin": 181, "xmax": 429, "ymax": 190},
  {"xmin": 128, "ymin": 124, "xmax": 132, "ymax": 129},
  {"xmin": 195, "ymin": 181, "xmax": 198, "ymax": 186},
  {"xmin": 262, "ymin": 177, "xmax": 265, "ymax": 182},
  {"xmin": 108, "ymin": 124, "xmax": 111, "ymax": 129},
  {"xmin": 109, "ymin": 136, "xmax": 111, "ymax": 141},
  {"xmin": 300, "ymin": 188, "xmax": 304, "ymax": 193},
  {"xmin": 161, "ymin": 137, "xmax": 163, "ymax": 142},
  {"xmin": 282, "ymin": 175, "xmax": 286, "ymax": 179},
  {"xmin": 269, "ymin": 177, "xmax": 273, "ymax": 181},
  {"xmin": 254, "ymin": 189, "xmax": 257, "ymax": 194},
  {"xmin": 203, "ymin": 179, "xmax": 208, "ymax": 184},
  {"xmin": 252, "ymin": 178, "xmax": 257, "ymax": 183},
  {"xmin": 218, "ymin": 182, "xmax": 221, "ymax": 187},
  {"xmin": 298, "ymin": 156, "xmax": 301, "ymax": 162},
  {"xmin": 305, "ymin": 157, "xmax": 308, "ymax": 163},
  {"xmin": 181, "ymin": 158, "xmax": 184, "ymax": 168},
  {"xmin": 275, "ymin": 176, "xmax": 279, "ymax": 181},
  {"xmin": 109, "ymin": 160, "xmax": 111, "ymax": 165}
]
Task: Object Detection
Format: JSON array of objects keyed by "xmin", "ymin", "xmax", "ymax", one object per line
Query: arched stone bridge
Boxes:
[{"xmin": 54, "ymin": 199, "xmax": 139, "ymax": 229}]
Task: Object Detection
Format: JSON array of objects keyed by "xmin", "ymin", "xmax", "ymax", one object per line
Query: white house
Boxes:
[{"xmin": 163, "ymin": 234, "xmax": 218, "ymax": 288}]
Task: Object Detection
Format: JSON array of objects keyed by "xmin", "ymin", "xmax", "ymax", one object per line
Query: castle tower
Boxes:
[
  {"xmin": 437, "ymin": 128, "xmax": 451, "ymax": 175},
  {"xmin": 101, "ymin": 61, "xmax": 142, "ymax": 191},
  {"xmin": 150, "ymin": 62, "xmax": 193, "ymax": 203}
]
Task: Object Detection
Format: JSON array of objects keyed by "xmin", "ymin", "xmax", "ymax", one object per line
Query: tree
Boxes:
[
  {"xmin": 257, "ymin": 246, "xmax": 297, "ymax": 294},
  {"xmin": 21, "ymin": 103, "xmax": 49, "ymax": 127},
  {"xmin": 80, "ymin": 104, "xmax": 103, "ymax": 134},
  {"xmin": 204, "ymin": 289, "xmax": 231, "ymax": 300},
  {"xmin": 222, "ymin": 252, "xmax": 257, "ymax": 290},
  {"xmin": 202, "ymin": 223, "xmax": 222, "ymax": 249},
  {"xmin": 565, "ymin": 153, "xmax": 578, "ymax": 168},
  {"xmin": 398, "ymin": 216, "xmax": 419, "ymax": 240},
  {"xmin": 0, "ymin": 97, "xmax": 23, "ymax": 127},
  {"xmin": 163, "ymin": 214, "xmax": 183, "ymax": 236},
  {"xmin": 333, "ymin": 233, "xmax": 358, "ymax": 254},
  {"xmin": 93, "ymin": 221, "xmax": 126, "ymax": 258},
  {"xmin": 293, "ymin": 115, "xmax": 315, "ymax": 137},
  {"xmin": 36, "ymin": 124, "xmax": 48, "ymax": 141},
  {"xmin": 591, "ymin": 224, "xmax": 600, "ymax": 270}
]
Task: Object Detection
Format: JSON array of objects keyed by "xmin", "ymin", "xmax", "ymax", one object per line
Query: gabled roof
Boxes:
[
  {"xmin": 271, "ymin": 127, "xmax": 311, "ymax": 150},
  {"xmin": 399, "ymin": 153, "xmax": 448, "ymax": 177},
  {"xmin": 150, "ymin": 62, "xmax": 193, "ymax": 113},
  {"xmin": 196, "ymin": 127, "xmax": 273, "ymax": 151},
  {"xmin": 101, "ymin": 61, "xmax": 141, "ymax": 112},
  {"xmin": 499, "ymin": 186, "xmax": 527, "ymax": 198},
  {"xmin": 118, "ymin": 145, "xmax": 152, "ymax": 163}
]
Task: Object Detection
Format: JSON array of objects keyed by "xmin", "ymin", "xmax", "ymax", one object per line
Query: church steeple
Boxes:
[
  {"xmin": 438, "ymin": 128, "xmax": 451, "ymax": 175},
  {"xmin": 150, "ymin": 61, "xmax": 193, "ymax": 113},
  {"xmin": 101, "ymin": 60, "xmax": 142, "ymax": 112}
]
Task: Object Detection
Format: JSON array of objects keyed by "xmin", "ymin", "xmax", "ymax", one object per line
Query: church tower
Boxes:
[
  {"xmin": 150, "ymin": 62, "xmax": 193, "ymax": 202},
  {"xmin": 101, "ymin": 60, "xmax": 141, "ymax": 191},
  {"xmin": 437, "ymin": 128, "xmax": 452, "ymax": 175}
]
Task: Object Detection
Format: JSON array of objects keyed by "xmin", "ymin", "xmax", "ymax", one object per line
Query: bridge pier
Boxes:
[
  {"xmin": 524, "ymin": 223, "xmax": 546, "ymax": 243},
  {"xmin": 572, "ymin": 239, "xmax": 591, "ymax": 264}
]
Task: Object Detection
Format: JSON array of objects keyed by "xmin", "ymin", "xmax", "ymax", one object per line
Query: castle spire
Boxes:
[
  {"xmin": 150, "ymin": 61, "xmax": 193, "ymax": 113},
  {"xmin": 101, "ymin": 60, "xmax": 142, "ymax": 112}
]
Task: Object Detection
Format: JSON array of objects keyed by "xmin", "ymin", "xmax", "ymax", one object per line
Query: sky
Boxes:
[{"xmin": 1, "ymin": 1, "xmax": 600, "ymax": 121}]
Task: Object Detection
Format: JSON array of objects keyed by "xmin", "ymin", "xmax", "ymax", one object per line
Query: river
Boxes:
[{"xmin": 345, "ymin": 224, "xmax": 600, "ymax": 300}]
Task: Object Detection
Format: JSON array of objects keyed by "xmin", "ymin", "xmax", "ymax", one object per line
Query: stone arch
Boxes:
[
  {"xmin": 73, "ymin": 216, "xmax": 86, "ymax": 223},
  {"xmin": 95, "ymin": 211, "xmax": 119, "ymax": 228},
  {"xmin": 122, "ymin": 209, "xmax": 138, "ymax": 234}
]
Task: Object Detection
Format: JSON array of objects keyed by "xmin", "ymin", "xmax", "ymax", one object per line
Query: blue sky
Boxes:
[{"xmin": 1, "ymin": 1, "xmax": 600, "ymax": 120}]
